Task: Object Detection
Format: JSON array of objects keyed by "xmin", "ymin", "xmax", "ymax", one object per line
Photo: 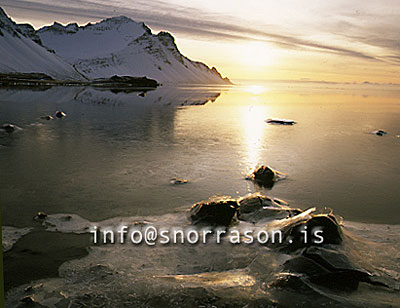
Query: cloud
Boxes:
[{"xmin": 2, "ymin": 0, "xmax": 399, "ymax": 64}]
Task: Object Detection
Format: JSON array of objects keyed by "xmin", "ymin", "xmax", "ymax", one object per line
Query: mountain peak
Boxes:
[
  {"xmin": 0, "ymin": 7, "xmax": 11, "ymax": 23},
  {"xmin": 0, "ymin": 7, "xmax": 230, "ymax": 84},
  {"xmin": 103, "ymin": 15, "xmax": 132, "ymax": 24},
  {"xmin": 37, "ymin": 14, "xmax": 151, "ymax": 60},
  {"xmin": 0, "ymin": 7, "xmax": 15, "ymax": 29},
  {"xmin": 0, "ymin": 7, "xmax": 23, "ymax": 38}
]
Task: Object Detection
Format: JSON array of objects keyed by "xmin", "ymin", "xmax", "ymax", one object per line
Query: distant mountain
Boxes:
[
  {"xmin": 0, "ymin": 8, "xmax": 230, "ymax": 84},
  {"xmin": 0, "ymin": 8, "xmax": 84, "ymax": 80},
  {"xmin": 36, "ymin": 16, "xmax": 230, "ymax": 84}
]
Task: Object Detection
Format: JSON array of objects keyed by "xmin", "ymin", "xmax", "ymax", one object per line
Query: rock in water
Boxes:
[
  {"xmin": 371, "ymin": 129, "xmax": 387, "ymax": 136},
  {"xmin": 55, "ymin": 111, "xmax": 66, "ymax": 118},
  {"xmin": 41, "ymin": 115, "xmax": 53, "ymax": 120},
  {"xmin": 280, "ymin": 213, "xmax": 343, "ymax": 252},
  {"xmin": 138, "ymin": 91, "xmax": 146, "ymax": 97},
  {"xmin": 34, "ymin": 211, "xmax": 48, "ymax": 220},
  {"xmin": 189, "ymin": 198, "xmax": 238, "ymax": 227},
  {"xmin": 237, "ymin": 193, "xmax": 301, "ymax": 223},
  {"xmin": 170, "ymin": 178, "xmax": 189, "ymax": 185},
  {"xmin": 1, "ymin": 123, "xmax": 16, "ymax": 133},
  {"xmin": 265, "ymin": 118, "xmax": 296, "ymax": 125},
  {"xmin": 247, "ymin": 165, "xmax": 286, "ymax": 188}
]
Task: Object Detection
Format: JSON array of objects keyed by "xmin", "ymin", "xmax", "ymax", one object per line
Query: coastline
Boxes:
[{"xmin": 0, "ymin": 73, "xmax": 159, "ymax": 90}]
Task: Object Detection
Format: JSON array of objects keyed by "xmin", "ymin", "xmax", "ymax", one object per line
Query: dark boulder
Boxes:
[
  {"xmin": 265, "ymin": 118, "xmax": 296, "ymax": 125},
  {"xmin": 34, "ymin": 211, "xmax": 48, "ymax": 220},
  {"xmin": 247, "ymin": 165, "xmax": 286, "ymax": 188},
  {"xmin": 371, "ymin": 129, "xmax": 387, "ymax": 136},
  {"xmin": 55, "ymin": 111, "xmax": 66, "ymax": 118},
  {"xmin": 1, "ymin": 123, "xmax": 16, "ymax": 133},
  {"xmin": 279, "ymin": 213, "xmax": 343, "ymax": 252},
  {"xmin": 279, "ymin": 247, "xmax": 386, "ymax": 292},
  {"xmin": 189, "ymin": 198, "xmax": 238, "ymax": 227}
]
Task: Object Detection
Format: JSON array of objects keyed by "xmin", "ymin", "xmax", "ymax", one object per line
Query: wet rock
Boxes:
[
  {"xmin": 170, "ymin": 178, "xmax": 189, "ymax": 185},
  {"xmin": 19, "ymin": 295, "xmax": 48, "ymax": 307},
  {"xmin": 303, "ymin": 246, "xmax": 361, "ymax": 272},
  {"xmin": 280, "ymin": 213, "xmax": 343, "ymax": 252},
  {"xmin": 246, "ymin": 165, "xmax": 286, "ymax": 188},
  {"xmin": 20, "ymin": 295, "xmax": 35, "ymax": 303},
  {"xmin": 371, "ymin": 129, "xmax": 387, "ymax": 136},
  {"xmin": 281, "ymin": 256, "xmax": 359, "ymax": 292},
  {"xmin": 189, "ymin": 198, "xmax": 239, "ymax": 227},
  {"xmin": 138, "ymin": 91, "xmax": 146, "ymax": 97},
  {"xmin": 34, "ymin": 211, "xmax": 48, "ymax": 220},
  {"xmin": 280, "ymin": 247, "xmax": 386, "ymax": 292},
  {"xmin": 24, "ymin": 283, "xmax": 43, "ymax": 293},
  {"xmin": 1, "ymin": 123, "xmax": 16, "ymax": 133},
  {"xmin": 265, "ymin": 118, "xmax": 296, "ymax": 125},
  {"xmin": 41, "ymin": 115, "xmax": 53, "ymax": 120},
  {"xmin": 237, "ymin": 193, "xmax": 301, "ymax": 223},
  {"xmin": 55, "ymin": 111, "xmax": 66, "ymax": 118}
]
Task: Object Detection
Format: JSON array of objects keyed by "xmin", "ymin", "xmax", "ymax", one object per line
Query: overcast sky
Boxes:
[{"xmin": 2, "ymin": 0, "xmax": 400, "ymax": 83}]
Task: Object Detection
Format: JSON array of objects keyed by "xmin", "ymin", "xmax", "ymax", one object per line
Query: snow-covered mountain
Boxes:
[
  {"xmin": 36, "ymin": 16, "xmax": 230, "ymax": 84},
  {"xmin": 0, "ymin": 8, "xmax": 83, "ymax": 80}
]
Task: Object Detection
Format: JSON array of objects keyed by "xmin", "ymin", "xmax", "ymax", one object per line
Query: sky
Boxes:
[{"xmin": 2, "ymin": 0, "xmax": 400, "ymax": 83}]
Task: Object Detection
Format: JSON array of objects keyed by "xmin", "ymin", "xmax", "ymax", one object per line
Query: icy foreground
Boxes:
[{"xmin": 0, "ymin": 7, "xmax": 230, "ymax": 84}]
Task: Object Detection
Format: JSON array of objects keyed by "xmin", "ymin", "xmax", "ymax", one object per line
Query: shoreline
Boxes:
[{"xmin": 0, "ymin": 73, "xmax": 159, "ymax": 91}]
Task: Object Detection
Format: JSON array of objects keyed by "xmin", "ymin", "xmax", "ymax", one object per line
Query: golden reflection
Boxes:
[
  {"xmin": 245, "ymin": 85, "xmax": 266, "ymax": 95},
  {"xmin": 242, "ymin": 104, "xmax": 268, "ymax": 172}
]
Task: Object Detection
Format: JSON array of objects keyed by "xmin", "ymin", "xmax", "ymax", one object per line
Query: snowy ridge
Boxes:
[
  {"xmin": 37, "ymin": 17, "xmax": 150, "ymax": 61},
  {"xmin": 0, "ymin": 7, "xmax": 230, "ymax": 84},
  {"xmin": 0, "ymin": 8, "xmax": 83, "ymax": 80},
  {"xmin": 36, "ymin": 15, "xmax": 230, "ymax": 84}
]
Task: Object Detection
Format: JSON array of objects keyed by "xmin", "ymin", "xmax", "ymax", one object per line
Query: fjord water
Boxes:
[
  {"xmin": 1, "ymin": 83, "xmax": 399, "ymax": 226},
  {"xmin": 1, "ymin": 83, "xmax": 400, "ymax": 307}
]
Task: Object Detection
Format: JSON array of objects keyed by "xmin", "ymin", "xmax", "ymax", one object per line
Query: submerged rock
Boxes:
[
  {"xmin": 34, "ymin": 211, "xmax": 48, "ymax": 220},
  {"xmin": 170, "ymin": 178, "xmax": 189, "ymax": 185},
  {"xmin": 41, "ymin": 115, "xmax": 53, "ymax": 120},
  {"xmin": 237, "ymin": 193, "xmax": 301, "ymax": 223},
  {"xmin": 371, "ymin": 129, "xmax": 387, "ymax": 136},
  {"xmin": 55, "ymin": 111, "xmax": 66, "ymax": 118},
  {"xmin": 265, "ymin": 118, "xmax": 296, "ymax": 125},
  {"xmin": 246, "ymin": 165, "xmax": 286, "ymax": 188},
  {"xmin": 189, "ymin": 197, "xmax": 238, "ymax": 227},
  {"xmin": 1, "ymin": 123, "xmax": 16, "ymax": 133}
]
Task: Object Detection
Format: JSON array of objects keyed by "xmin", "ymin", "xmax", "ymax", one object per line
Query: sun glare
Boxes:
[
  {"xmin": 245, "ymin": 85, "xmax": 266, "ymax": 95},
  {"xmin": 239, "ymin": 41, "xmax": 276, "ymax": 68},
  {"xmin": 242, "ymin": 105, "xmax": 268, "ymax": 171}
]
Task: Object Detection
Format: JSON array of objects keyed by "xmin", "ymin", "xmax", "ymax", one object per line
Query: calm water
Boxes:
[
  {"xmin": 1, "ymin": 83, "xmax": 400, "ymax": 307},
  {"xmin": 1, "ymin": 83, "xmax": 399, "ymax": 225}
]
